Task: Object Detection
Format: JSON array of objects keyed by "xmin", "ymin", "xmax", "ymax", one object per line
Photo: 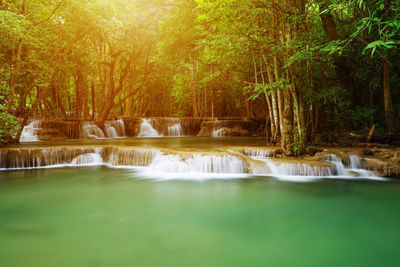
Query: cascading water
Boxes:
[
  {"xmin": 147, "ymin": 154, "xmax": 247, "ymax": 178},
  {"xmin": 243, "ymin": 148, "xmax": 276, "ymax": 158},
  {"xmin": 0, "ymin": 147, "xmax": 247, "ymax": 175},
  {"xmin": 105, "ymin": 125, "xmax": 118, "ymax": 138},
  {"xmin": 349, "ymin": 155, "xmax": 362, "ymax": 169},
  {"xmin": 137, "ymin": 119, "xmax": 160, "ymax": 137},
  {"xmin": 105, "ymin": 119, "xmax": 125, "ymax": 138},
  {"xmin": 168, "ymin": 124, "xmax": 183, "ymax": 137},
  {"xmin": 0, "ymin": 147, "xmax": 102, "ymax": 169},
  {"xmin": 325, "ymin": 154, "xmax": 377, "ymax": 177},
  {"xmin": 212, "ymin": 128, "xmax": 225, "ymax": 137},
  {"xmin": 326, "ymin": 154, "xmax": 346, "ymax": 175},
  {"xmin": 107, "ymin": 148, "xmax": 160, "ymax": 167},
  {"xmin": 82, "ymin": 123, "xmax": 105, "ymax": 139},
  {"xmin": 0, "ymin": 146, "xmax": 385, "ymax": 181},
  {"xmin": 148, "ymin": 154, "xmax": 247, "ymax": 174},
  {"xmin": 19, "ymin": 120, "xmax": 41, "ymax": 142},
  {"xmin": 252, "ymin": 159, "xmax": 335, "ymax": 177},
  {"xmin": 71, "ymin": 153, "xmax": 103, "ymax": 166}
]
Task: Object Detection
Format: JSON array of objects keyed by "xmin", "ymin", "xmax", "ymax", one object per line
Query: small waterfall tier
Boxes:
[
  {"xmin": 246, "ymin": 151, "xmax": 378, "ymax": 178},
  {"xmin": 0, "ymin": 147, "xmax": 384, "ymax": 179},
  {"xmin": 252, "ymin": 159, "xmax": 335, "ymax": 177},
  {"xmin": 19, "ymin": 120, "xmax": 41, "ymax": 142},
  {"xmin": 107, "ymin": 148, "xmax": 161, "ymax": 166},
  {"xmin": 168, "ymin": 124, "xmax": 183, "ymax": 137},
  {"xmin": 243, "ymin": 148, "xmax": 276, "ymax": 158},
  {"xmin": 71, "ymin": 152, "xmax": 103, "ymax": 166},
  {"xmin": 325, "ymin": 153, "xmax": 375, "ymax": 177},
  {"xmin": 20, "ymin": 119, "xmax": 126, "ymax": 141},
  {"xmin": 105, "ymin": 119, "xmax": 125, "ymax": 138},
  {"xmin": 136, "ymin": 118, "xmax": 184, "ymax": 137},
  {"xmin": 82, "ymin": 120, "xmax": 126, "ymax": 139},
  {"xmin": 82, "ymin": 123, "xmax": 105, "ymax": 139},
  {"xmin": 0, "ymin": 147, "xmax": 102, "ymax": 169},
  {"xmin": 0, "ymin": 147, "xmax": 246, "ymax": 174},
  {"xmin": 212, "ymin": 128, "xmax": 225, "ymax": 137},
  {"xmin": 137, "ymin": 119, "xmax": 160, "ymax": 137},
  {"xmin": 149, "ymin": 154, "xmax": 247, "ymax": 174}
]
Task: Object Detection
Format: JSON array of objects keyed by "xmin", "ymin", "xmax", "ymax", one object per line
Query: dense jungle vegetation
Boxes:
[{"xmin": 0, "ymin": 0, "xmax": 399, "ymax": 154}]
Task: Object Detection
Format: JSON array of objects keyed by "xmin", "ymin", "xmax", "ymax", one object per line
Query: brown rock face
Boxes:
[{"xmin": 361, "ymin": 157, "xmax": 400, "ymax": 177}]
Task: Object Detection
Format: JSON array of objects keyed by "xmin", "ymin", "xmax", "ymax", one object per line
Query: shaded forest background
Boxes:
[{"xmin": 0, "ymin": 0, "xmax": 399, "ymax": 153}]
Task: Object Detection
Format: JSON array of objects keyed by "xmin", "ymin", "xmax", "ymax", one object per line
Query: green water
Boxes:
[{"xmin": 0, "ymin": 167, "xmax": 400, "ymax": 267}]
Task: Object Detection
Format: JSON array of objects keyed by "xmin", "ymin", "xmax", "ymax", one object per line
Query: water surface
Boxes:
[{"xmin": 0, "ymin": 167, "xmax": 399, "ymax": 267}]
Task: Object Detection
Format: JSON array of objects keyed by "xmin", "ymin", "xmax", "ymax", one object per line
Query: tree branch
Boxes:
[
  {"xmin": 33, "ymin": 1, "xmax": 63, "ymax": 26},
  {"xmin": 352, "ymin": 36, "xmax": 393, "ymax": 68}
]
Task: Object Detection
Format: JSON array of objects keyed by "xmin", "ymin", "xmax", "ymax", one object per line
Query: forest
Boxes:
[{"xmin": 0, "ymin": 0, "xmax": 399, "ymax": 154}]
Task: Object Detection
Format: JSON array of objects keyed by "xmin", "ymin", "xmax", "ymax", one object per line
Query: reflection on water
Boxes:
[{"xmin": 0, "ymin": 167, "xmax": 399, "ymax": 267}]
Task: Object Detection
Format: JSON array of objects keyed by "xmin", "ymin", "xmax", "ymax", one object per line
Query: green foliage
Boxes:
[
  {"xmin": 0, "ymin": 100, "xmax": 20, "ymax": 143},
  {"xmin": 171, "ymin": 74, "xmax": 191, "ymax": 116},
  {"xmin": 246, "ymin": 78, "xmax": 289, "ymax": 101},
  {"xmin": 292, "ymin": 131, "xmax": 305, "ymax": 157},
  {"xmin": 350, "ymin": 106, "xmax": 375, "ymax": 131}
]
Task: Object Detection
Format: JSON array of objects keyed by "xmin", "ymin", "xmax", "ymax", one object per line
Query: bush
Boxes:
[{"xmin": 0, "ymin": 102, "xmax": 20, "ymax": 144}]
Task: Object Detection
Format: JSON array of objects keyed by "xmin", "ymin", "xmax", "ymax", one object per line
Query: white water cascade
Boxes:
[
  {"xmin": 168, "ymin": 124, "xmax": 183, "ymax": 137},
  {"xmin": 105, "ymin": 119, "xmax": 125, "ymax": 138},
  {"xmin": 325, "ymin": 154, "xmax": 377, "ymax": 177},
  {"xmin": 212, "ymin": 128, "xmax": 225, "ymax": 137},
  {"xmin": 148, "ymin": 154, "xmax": 247, "ymax": 174},
  {"xmin": 0, "ymin": 147, "xmax": 247, "ymax": 175},
  {"xmin": 243, "ymin": 148, "xmax": 276, "ymax": 158},
  {"xmin": 19, "ymin": 120, "xmax": 41, "ymax": 142},
  {"xmin": 108, "ymin": 148, "xmax": 161, "ymax": 167},
  {"xmin": 349, "ymin": 155, "xmax": 362, "ymax": 169},
  {"xmin": 0, "ymin": 147, "xmax": 385, "ymax": 181},
  {"xmin": 252, "ymin": 159, "xmax": 335, "ymax": 177},
  {"xmin": 137, "ymin": 119, "xmax": 160, "ymax": 137},
  {"xmin": 82, "ymin": 123, "xmax": 105, "ymax": 139},
  {"xmin": 83, "ymin": 120, "xmax": 126, "ymax": 139},
  {"xmin": 105, "ymin": 125, "xmax": 118, "ymax": 138},
  {"xmin": 71, "ymin": 153, "xmax": 103, "ymax": 166}
]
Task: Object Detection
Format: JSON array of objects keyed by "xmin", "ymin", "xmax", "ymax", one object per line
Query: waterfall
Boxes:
[
  {"xmin": 105, "ymin": 125, "xmax": 118, "ymax": 138},
  {"xmin": 325, "ymin": 154, "xmax": 377, "ymax": 177},
  {"xmin": 349, "ymin": 155, "xmax": 362, "ymax": 169},
  {"xmin": 19, "ymin": 120, "xmax": 41, "ymax": 142},
  {"xmin": 0, "ymin": 147, "xmax": 383, "ymax": 180},
  {"xmin": 168, "ymin": 124, "xmax": 183, "ymax": 137},
  {"xmin": 84, "ymin": 120, "xmax": 125, "ymax": 139},
  {"xmin": 243, "ymin": 148, "xmax": 276, "ymax": 158},
  {"xmin": 0, "ymin": 147, "xmax": 101, "ymax": 169},
  {"xmin": 71, "ymin": 153, "xmax": 103, "ymax": 166},
  {"xmin": 212, "ymin": 128, "xmax": 225, "ymax": 137},
  {"xmin": 0, "ymin": 147, "xmax": 246, "ymax": 174},
  {"xmin": 138, "ymin": 118, "xmax": 183, "ymax": 137},
  {"xmin": 326, "ymin": 154, "xmax": 346, "ymax": 175},
  {"xmin": 137, "ymin": 119, "xmax": 160, "ymax": 137},
  {"xmin": 252, "ymin": 159, "xmax": 335, "ymax": 177},
  {"xmin": 107, "ymin": 148, "xmax": 161, "ymax": 167},
  {"xmin": 105, "ymin": 119, "xmax": 125, "ymax": 137},
  {"xmin": 148, "ymin": 154, "xmax": 247, "ymax": 174},
  {"xmin": 82, "ymin": 123, "xmax": 105, "ymax": 139}
]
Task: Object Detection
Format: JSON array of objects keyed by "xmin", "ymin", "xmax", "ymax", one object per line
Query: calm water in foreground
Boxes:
[{"xmin": 0, "ymin": 167, "xmax": 400, "ymax": 267}]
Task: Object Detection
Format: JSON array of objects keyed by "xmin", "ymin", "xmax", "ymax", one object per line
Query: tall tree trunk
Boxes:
[
  {"xmin": 383, "ymin": 61, "xmax": 396, "ymax": 132},
  {"xmin": 281, "ymin": 89, "xmax": 293, "ymax": 155},
  {"xmin": 190, "ymin": 52, "xmax": 199, "ymax": 117},
  {"xmin": 91, "ymin": 83, "xmax": 96, "ymax": 120}
]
